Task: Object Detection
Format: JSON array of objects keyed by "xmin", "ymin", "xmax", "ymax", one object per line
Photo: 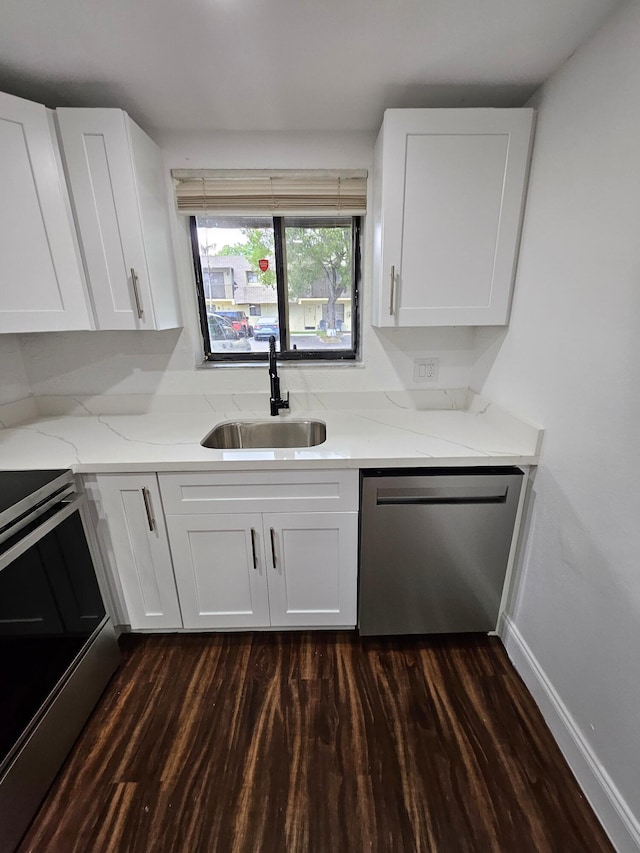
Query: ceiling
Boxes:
[{"xmin": 0, "ymin": 0, "xmax": 622, "ymax": 135}]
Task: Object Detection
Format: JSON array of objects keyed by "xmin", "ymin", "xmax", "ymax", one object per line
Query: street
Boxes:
[{"xmin": 248, "ymin": 333, "xmax": 352, "ymax": 352}]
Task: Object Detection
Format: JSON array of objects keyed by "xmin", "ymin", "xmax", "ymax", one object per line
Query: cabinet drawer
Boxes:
[{"xmin": 158, "ymin": 470, "xmax": 358, "ymax": 514}]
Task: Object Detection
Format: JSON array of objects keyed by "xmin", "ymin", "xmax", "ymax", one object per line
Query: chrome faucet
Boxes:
[{"xmin": 268, "ymin": 335, "xmax": 289, "ymax": 417}]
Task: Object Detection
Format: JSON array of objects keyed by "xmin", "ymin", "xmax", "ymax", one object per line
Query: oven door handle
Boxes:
[{"xmin": 0, "ymin": 493, "xmax": 87, "ymax": 573}]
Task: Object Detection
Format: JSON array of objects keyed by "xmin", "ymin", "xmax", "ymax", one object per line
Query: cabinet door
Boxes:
[
  {"xmin": 265, "ymin": 513, "xmax": 358, "ymax": 627},
  {"xmin": 373, "ymin": 108, "xmax": 534, "ymax": 327},
  {"xmin": 96, "ymin": 475, "xmax": 182, "ymax": 629},
  {"xmin": 0, "ymin": 92, "xmax": 92, "ymax": 333},
  {"xmin": 166, "ymin": 514, "xmax": 270, "ymax": 629},
  {"xmin": 56, "ymin": 108, "xmax": 180, "ymax": 331}
]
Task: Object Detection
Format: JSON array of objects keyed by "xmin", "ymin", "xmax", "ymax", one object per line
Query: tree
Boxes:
[
  {"xmin": 217, "ymin": 222, "xmax": 352, "ymax": 331},
  {"xmin": 219, "ymin": 228, "xmax": 276, "ymax": 286},
  {"xmin": 285, "ymin": 225, "xmax": 351, "ymax": 331}
]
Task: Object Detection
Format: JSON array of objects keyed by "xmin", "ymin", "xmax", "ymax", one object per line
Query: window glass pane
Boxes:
[
  {"xmin": 195, "ymin": 215, "xmax": 280, "ymax": 353},
  {"xmin": 283, "ymin": 217, "xmax": 353, "ymax": 352},
  {"xmin": 206, "ymin": 312, "xmax": 253, "ymax": 355},
  {"xmin": 193, "ymin": 214, "xmax": 358, "ymax": 361}
]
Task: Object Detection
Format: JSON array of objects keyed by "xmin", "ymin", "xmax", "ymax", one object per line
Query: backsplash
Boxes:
[
  {"xmin": 0, "ymin": 387, "xmax": 471, "ymax": 426},
  {"xmin": 0, "ymin": 334, "xmax": 30, "ymax": 406},
  {"xmin": 14, "ymin": 324, "xmax": 487, "ymax": 399},
  {"xmin": 28, "ymin": 388, "xmax": 471, "ymax": 416}
]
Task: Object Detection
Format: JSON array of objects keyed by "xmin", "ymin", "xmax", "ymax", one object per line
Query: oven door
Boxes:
[{"xmin": 0, "ymin": 493, "xmax": 120, "ymax": 853}]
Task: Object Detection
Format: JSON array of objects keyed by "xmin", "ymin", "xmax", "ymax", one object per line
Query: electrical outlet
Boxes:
[{"xmin": 413, "ymin": 357, "xmax": 439, "ymax": 383}]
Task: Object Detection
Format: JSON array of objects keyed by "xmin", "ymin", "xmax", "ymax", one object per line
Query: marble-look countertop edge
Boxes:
[
  {"xmin": 0, "ymin": 405, "xmax": 542, "ymax": 474},
  {"xmin": 74, "ymin": 455, "xmax": 537, "ymax": 475}
]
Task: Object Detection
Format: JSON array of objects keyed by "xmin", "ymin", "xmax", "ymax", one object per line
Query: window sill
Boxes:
[{"xmin": 196, "ymin": 358, "xmax": 364, "ymax": 370}]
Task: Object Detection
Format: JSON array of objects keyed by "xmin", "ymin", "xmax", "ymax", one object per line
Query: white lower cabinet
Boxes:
[
  {"xmin": 159, "ymin": 469, "xmax": 359, "ymax": 631},
  {"xmin": 94, "ymin": 474, "xmax": 182, "ymax": 630},
  {"xmin": 166, "ymin": 511, "xmax": 358, "ymax": 630},
  {"xmin": 93, "ymin": 469, "xmax": 359, "ymax": 633},
  {"xmin": 266, "ymin": 513, "xmax": 357, "ymax": 627},
  {"xmin": 165, "ymin": 513, "xmax": 270, "ymax": 629}
]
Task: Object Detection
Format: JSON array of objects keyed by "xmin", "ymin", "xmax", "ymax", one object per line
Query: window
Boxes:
[
  {"xmin": 190, "ymin": 215, "xmax": 361, "ymax": 362},
  {"xmin": 202, "ymin": 268, "xmax": 228, "ymax": 300},
  {"xmin": 175, "ymin": 168, "xmax": 366, "ymax": 363}
]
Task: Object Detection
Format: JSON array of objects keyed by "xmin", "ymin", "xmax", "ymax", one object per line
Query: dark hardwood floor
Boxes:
[{"xmin": 18, "ymin": 632, "xmax": 612, "ymax": 853}]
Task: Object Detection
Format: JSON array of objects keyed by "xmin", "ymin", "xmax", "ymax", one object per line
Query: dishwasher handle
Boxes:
[{"xmin": 375, "ymin": 486, "xmax": 508, "ymax": 506}]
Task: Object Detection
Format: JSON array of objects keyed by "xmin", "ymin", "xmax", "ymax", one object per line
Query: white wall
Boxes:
[
  {"xmin": 0, "ymin": 334, "xmax": 30, "ymax": 405},
  {"xmin": 17, "ymin": 130, "xmax": 479, "ymax": 400},
  {"xmin": 473, "ymin": 1, "xmax": 640, "ymax": 845}
]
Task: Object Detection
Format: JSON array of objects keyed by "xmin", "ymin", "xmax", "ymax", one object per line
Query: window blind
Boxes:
[{"xmin": 171, "ymin": 169, "xmax": 367, "ymax": 216}]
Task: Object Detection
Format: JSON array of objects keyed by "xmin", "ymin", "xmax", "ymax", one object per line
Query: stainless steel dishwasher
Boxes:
[{"xmin": 358, "ymin": 467, "xmax": 524, "ymax": 636}]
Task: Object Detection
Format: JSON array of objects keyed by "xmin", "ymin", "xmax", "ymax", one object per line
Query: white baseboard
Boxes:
[{"xmin": 499, "ymin": 614, "xmax": 640, "ymax": 853}]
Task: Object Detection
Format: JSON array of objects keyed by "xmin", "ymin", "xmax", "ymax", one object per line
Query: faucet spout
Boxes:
[{"xmin": 268, "ymin": 336, "xmax": 289, "ymax": 417}]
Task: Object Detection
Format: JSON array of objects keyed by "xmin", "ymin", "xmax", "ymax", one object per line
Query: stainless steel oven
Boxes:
[{"xmin": 0, "ymin": 469, "xmax": 120, "ymax": 853}]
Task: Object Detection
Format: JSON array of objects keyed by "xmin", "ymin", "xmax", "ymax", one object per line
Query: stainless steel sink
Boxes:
[{"xmin": 201, "ymin": 419, "xmax": 326, "ymax": 449}]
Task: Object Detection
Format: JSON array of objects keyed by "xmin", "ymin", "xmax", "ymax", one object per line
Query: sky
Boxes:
[{"xmin": 197, "ymin": 226, "xmax": 248, "ymax": 255}]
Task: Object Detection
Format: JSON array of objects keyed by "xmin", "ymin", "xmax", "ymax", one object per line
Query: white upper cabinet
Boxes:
[
  {"xmin": 0, "ymin": 92, "xmax": 93, "ymax": 333},
  {"xmin": 55, "ymin": 108, "xmax": 181, "ymax": 330},
  {"xmin": 372, "ymin": 108, "xmax": 535, "ymax": 327}
]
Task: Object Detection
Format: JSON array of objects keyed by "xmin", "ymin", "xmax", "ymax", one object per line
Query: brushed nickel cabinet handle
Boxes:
[
  {"xmin": 389, "ymin": 265, "xmax": 395, "ymax": 316},
  {"xmin": 250, "ymin": 527, "xmax": 258, "ymax": 570},
  {"xmin": 131, "ymin": 268, "xmax": 144, "ymax": 319},
  {"xmin": 142, "ymin": 487, "xmax": 155, "ymax": 531},
  {"xmin": 270, "ymin": 527, "xmax": 277, "ymax": 569}
]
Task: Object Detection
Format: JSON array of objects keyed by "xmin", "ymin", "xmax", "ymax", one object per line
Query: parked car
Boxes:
[
  {"xmin": 213, "ymin": 313, "xmax": 237, "ymax": 337},
  {"xmin": 207, "ymin": 314, "xmax": 251, "ymax": 352},
  {"xmin": 208, "ymin": 313, "xmax": 235, "ymax": 339},
  {"xmin": 253, "ymin": 316, "xmax": 279, "ymax": 341},
  {"xmin": 214, "ymin": 310, "xmax": 252, "ymax": 337}
]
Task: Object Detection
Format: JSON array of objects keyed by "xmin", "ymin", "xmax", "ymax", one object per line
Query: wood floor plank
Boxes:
[{"xmin": 17, "ymin": 633, "xmax": 613, "ymax": 853}]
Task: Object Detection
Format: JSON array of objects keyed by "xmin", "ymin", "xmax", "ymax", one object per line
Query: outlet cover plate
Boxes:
[{"xmin": 414, "ymin": 357, "xmax": 439, "ymax": 383}]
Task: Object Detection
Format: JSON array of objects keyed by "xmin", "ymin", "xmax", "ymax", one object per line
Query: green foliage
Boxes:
[
  {"xmin": 285, "ymin": 225, "xmax": 351, "ymax": 302},
  {"xmin": 219, "ymin": 229, "xmax": 276, "ymax": 286},
  {"xmin": 215, "ymin": 222, "xmax": 352, "ymax": 329}
]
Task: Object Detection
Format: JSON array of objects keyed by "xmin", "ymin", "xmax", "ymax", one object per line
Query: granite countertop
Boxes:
[{"xmin": 0, "ymin": 391, "xmax": 542, "ymax": 473}]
